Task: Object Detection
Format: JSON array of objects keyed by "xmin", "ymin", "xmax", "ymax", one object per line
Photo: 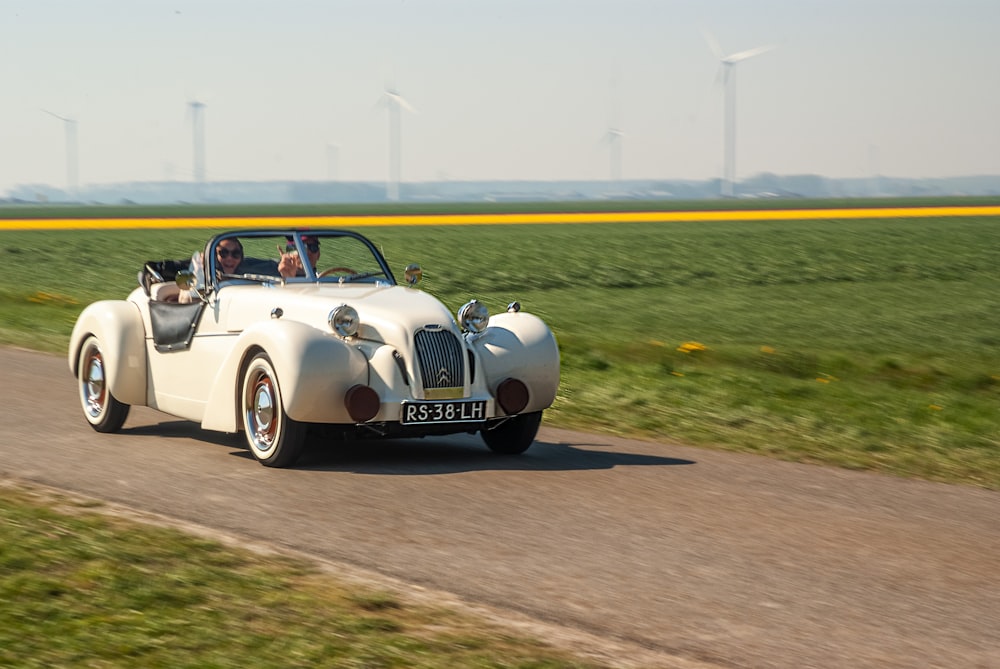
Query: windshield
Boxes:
[{"xmin": 207, "ymin": 230, "xmax": 395, "ymax": 288}]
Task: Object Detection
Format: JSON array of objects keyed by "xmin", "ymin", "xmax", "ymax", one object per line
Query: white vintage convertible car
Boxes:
[{"xmin": 69, "ymin": 229, "xmax": 560, "ymax": 467}]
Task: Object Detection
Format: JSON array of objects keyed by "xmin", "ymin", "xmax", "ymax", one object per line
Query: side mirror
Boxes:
[
  {"xmin": 175, "ymin": 270, "xmax": 198, "ymax": 291},
  {"xmin": 174, "ymin": 270, "xmax": 208, "ymax": 303},
  {"xmin": 404, "ymin": 264, "xmax": 423, "ymax": 286}
]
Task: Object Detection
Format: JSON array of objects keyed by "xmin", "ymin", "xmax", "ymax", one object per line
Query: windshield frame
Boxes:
[{"xmin": 204, "ymin": 228, "xmax": 397, "ymax": 293}]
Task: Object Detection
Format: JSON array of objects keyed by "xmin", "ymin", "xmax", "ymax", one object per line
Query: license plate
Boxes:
[{"xmin": 401, "ymin": 400, "xmax": 487, "ymax": 424}]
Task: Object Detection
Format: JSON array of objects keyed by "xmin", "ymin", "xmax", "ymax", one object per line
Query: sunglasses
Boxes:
[
  {"xmin": 217, "ymin": 248, "xmax": 243, "ymax": 259},
  {"xmin": 304, "ymin": 241, "xmax": 321, "ymax": 253}
]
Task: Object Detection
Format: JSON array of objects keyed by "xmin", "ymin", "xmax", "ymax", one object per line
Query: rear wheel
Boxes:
[
  {"xmin": 481, "ymin": 411, "xmax": 542, "ymax": 455},
  {"xmin": 77, "ymin": 335, "xmax": 130, "ymax": 433},
  {"xmin": 240, "ymin": 352, "xmax": 307, "ymax": 467}
]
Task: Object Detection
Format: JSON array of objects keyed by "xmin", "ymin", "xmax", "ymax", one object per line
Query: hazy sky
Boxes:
[{"xmin": 3, "ymin": 0, "xmax": 999, "ymax": 193}]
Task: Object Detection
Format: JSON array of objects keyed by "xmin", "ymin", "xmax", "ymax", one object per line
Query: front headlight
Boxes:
[
  {"xmin": 458, "ymin": 299, "xmax": 489, "ymax": 334},
  {"xmin": 328, "ymin": 304, "xmax": 360, "ymax": 338}
]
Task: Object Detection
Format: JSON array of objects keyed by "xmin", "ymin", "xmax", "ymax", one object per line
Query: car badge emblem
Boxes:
[{"xmin": 437, "ymin": 367, "xmax": 451, "ymax": 385}]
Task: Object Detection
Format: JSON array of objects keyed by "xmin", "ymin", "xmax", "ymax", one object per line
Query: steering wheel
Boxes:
[{"xmin": 318, "ymin": 266, "xmax": 358, "ymax": 278}]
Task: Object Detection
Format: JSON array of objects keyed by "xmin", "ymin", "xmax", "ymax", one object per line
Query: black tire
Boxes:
[
  {"xmin": 481, "ymin": 411, "xmax": 542, "ymax": 455},
  {"xmin": 240, "ymin": 352, "xmax": 307, "ymax": 467},
  {"xmin": 77, "ymin": 335, "xmax": 130, "ymax": 433}
]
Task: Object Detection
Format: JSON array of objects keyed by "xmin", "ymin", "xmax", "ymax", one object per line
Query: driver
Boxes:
[{"xmin": 278, "ymin": 235, "xmax": 321, "ymax": 277}]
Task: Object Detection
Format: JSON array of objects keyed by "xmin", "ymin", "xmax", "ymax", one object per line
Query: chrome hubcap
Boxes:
[
  {"xmin": 246, "ymin": 372, "xmax": 277, "ymax": 453},
  {"xmin": 83, "ymin": 350, "xmax": 106, "ymax": 418}
]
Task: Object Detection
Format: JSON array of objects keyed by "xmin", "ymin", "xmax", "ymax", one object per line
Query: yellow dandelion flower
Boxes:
[
  {"xmin": 676, "ymin": 341, "xmax": 707, "ymax": 353},
  {"xmin": 760, "ymin": 345, "xmax": 776, "ymax": 354},
  {"xmin": 27, "ymin": 291, "xmax": 78, "ymax": 305},
  {"xmin": 928, "ymin": 404, "xmax": 943, "ymax": 411},
  {"xmin": 816, "ymin": 377, "xmax": 830, "ymax": 383}
]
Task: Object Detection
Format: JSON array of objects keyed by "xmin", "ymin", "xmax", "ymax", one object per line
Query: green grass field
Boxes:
[{"xmin": 1, "ymin": 204, "xmax": 998, "ymax": 487}]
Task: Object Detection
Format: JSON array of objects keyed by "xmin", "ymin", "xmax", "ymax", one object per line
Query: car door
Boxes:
[{"xmin": 144, "ymin": 282, "xmax": 239, "ymax": 423}]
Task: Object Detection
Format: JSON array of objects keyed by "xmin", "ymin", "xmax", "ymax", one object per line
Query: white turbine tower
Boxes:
[
  {"xmin": 326, "ymin": 143, "xmax": 340, "ymax": 181},
  {"xmin": 604, "ymin": 127, "xmax": 625, "ymax": 182},
  {"xmin": 604, "ymin": 68, "xmax": 625, "ymax": 188},
  {"xmin": 188, "ymin": 101, "xmax": 207, "ymax": 194},
  {"xmin": 604, "ymin": 71, "xmax": 625, "ymax": 183},
  {"xmin": 42, "ymin": 109, "xmax": 78, "ymax": 199},
  {"xmin": 379, "ymin": 86, "xmax": 416, "ymax": 202},
  {"xmin": 704, "ymin": 33, "xmax": 774, "ymax": 198}
]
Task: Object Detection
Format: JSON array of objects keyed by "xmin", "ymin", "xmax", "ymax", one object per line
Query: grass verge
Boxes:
[{"xmin": 0, "ymin": 483, "xmax": 603, "ymax": 668}]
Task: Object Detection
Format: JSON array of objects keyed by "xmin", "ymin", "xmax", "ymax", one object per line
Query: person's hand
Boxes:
[{"xmin": 277, "ymin": 250, "xmax": 302, "ymax": 278}]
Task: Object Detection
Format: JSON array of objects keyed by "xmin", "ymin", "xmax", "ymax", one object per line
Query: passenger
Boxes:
[
  {"xmin": 216, "ymin": 237, "xmax": 280, "ymax": 277},
  {"xmin": 278, "ymin": 235, "xmax": 321, "ymax": 277},
  {"xmin": 216, "ymin": 238, "xmax": 245, "ymax": 275},
  {"xmin": 180, "ymin": 237, "xmax": 281, "ymax": 303}
]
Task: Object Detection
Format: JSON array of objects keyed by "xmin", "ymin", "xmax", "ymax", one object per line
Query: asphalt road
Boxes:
[{"xmin": 4, "ymin": 346, "xmax": 999, "ymax": 668}]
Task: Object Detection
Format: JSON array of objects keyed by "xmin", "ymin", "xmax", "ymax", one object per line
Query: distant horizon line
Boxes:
[{"xmin": 7, "ymin": 172, "xmax": 1000, "ymax": 190}]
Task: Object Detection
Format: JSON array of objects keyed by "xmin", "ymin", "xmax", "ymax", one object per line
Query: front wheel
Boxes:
[
  {"xmin": 240, "ymin": 353, "xmax": 307, "ymax": 467},
  {"xmin": 481, "ymin": 411, "xmax": 542, "ymax": 455},
  {"xmin": 77, "ymin": 335, "xmax": 130, "ymax": 433}
]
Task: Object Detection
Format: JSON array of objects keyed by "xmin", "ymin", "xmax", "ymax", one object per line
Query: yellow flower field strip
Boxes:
[{"xmin": 2, "ymin": 205, "xmax": 1000, "ymax": 230}]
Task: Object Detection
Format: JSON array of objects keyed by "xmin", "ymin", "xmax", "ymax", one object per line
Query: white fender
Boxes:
[
  {"xmin": 471, "ymin": 311, "xmax": 560, "ymax": 413},
  {"xmin": 68, "ymin": 300, "xmax": 148, "ymax": 407},
  {"xmin": 201, "ymin": 319, "xmax": 370, "ymax": 432}
]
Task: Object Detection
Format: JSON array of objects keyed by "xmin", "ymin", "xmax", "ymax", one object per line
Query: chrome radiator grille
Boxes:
[{"xmin": 414, "ymin": 328, "xmax": 465, "ymax": 389}]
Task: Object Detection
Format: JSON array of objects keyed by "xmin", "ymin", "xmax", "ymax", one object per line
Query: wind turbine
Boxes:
[
  {"xmin": 378, "ymin": 86, "xmax": 416, "ymax": 202},
  {"xmin": 42, "ymin": 109, "xmax": 78, "ymax": 199},
  {"xmin": 704, "ymin": 32, "xmax": 774, "ymax": 198},
  {"xmin": 326, "ymin": 143, "xmax": 340, "ymax": 181},
  {"xmin": 603, "ymin": 70, "xmax": 625, "ymax": 183},
  {"xmin": 603, "ymin": 127, "xmax": 625, "ymax": 182},
  {"xmin": 188, "ymin": 101, "xmax": 207, "ymax": 191}
]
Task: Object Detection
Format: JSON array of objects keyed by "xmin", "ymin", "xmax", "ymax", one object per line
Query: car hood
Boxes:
[{"xmin": 217, "ymin": 282, "xmax": 461, "ymax": 344}]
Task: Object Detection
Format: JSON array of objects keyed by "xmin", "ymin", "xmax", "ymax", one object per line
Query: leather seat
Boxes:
[{"xmin": 150, "ymin": 282, "xmax": 181, "ymax": 302}]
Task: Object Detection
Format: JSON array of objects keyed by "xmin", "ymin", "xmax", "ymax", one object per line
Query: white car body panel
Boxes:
[
  {"xmin": 471, "ymin": 311, "xmax": 560, "ymax": 413},
  {"xmin": 69, "ymin": 300, "xmax": 147, "ymax": 406}
]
